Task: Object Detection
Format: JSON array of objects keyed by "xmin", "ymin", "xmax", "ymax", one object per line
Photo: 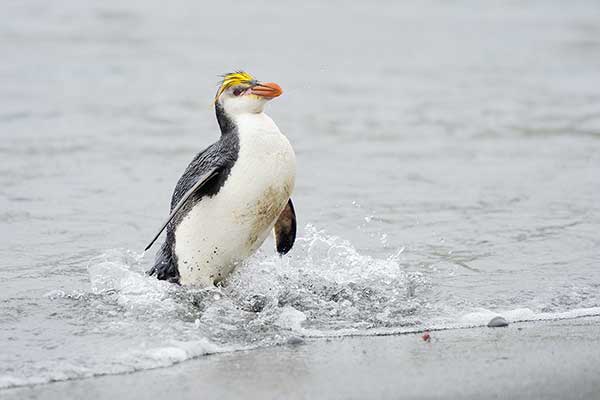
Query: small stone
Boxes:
[
  {"xmin": 286, "ymin": 336, "xmax": 304, "ymax": 345},
  {"xmin": 487, "ymin": 316, "xmax": 509, "ymax": 328}
]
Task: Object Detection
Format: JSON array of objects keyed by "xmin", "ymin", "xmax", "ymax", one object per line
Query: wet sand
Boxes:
[{"xmin": 5, "ymin": 316, "xmax": 600, "ymax": 400}]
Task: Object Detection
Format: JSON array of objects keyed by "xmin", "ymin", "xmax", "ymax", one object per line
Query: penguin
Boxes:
[{"xmin": 145, "ymin": 71, "xmax": 297, "ymax": 286}]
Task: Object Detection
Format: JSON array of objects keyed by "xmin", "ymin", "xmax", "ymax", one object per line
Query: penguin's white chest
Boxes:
[{"xmin": 174, "ymin": 113, "xmax": 296, "ymax": 286}]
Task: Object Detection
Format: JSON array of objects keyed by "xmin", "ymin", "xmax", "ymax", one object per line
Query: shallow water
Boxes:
[{"xmin": 1, "ymin": 0, "xmax": 600, "ymax": 389}]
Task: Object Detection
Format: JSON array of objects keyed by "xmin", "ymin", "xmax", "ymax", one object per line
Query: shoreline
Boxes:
[{"xmin": 4, "ymin": 316, "xmax": 600, "ymax": 400}]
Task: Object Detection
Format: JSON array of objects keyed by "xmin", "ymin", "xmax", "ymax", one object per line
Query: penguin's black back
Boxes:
[{"xmin": 148, "ymin": 104, "xmax": 239, "ymax": 283}]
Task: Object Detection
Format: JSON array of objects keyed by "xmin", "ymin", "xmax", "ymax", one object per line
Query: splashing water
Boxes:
[
  {"xmin": 2, "ymin": 223, "xmax": 598, "ymax": 390},
  {"xmin": 0, "ymin": 225, "xmax": 431, "ymax": 388},
  {"xmin": 88, "ymin": 224, "xmax": 432, "ymax": 347}
]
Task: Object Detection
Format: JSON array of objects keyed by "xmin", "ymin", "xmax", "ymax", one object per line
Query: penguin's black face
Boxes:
[{"xmin": 215, "ymin": 71, "xmax": 283, "ymax": 118}]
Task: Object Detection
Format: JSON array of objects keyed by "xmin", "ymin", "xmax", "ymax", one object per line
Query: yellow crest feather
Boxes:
[{"xmin": 215, "ymin": 71, "xmax": 256, "ymax": 102}]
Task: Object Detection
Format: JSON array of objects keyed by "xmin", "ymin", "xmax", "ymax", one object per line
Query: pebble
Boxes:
[
  {"xmin": 286, "ymin": 336, "xmax": 305, "ymax": 346},
  {"xmin": 487, "ymin": 316, "xmax": 509, "ymax": 328}
]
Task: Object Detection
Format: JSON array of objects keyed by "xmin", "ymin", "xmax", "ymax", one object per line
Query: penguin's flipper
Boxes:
[
  {"xmin": 144, "ymin": 166, "xmax": 220, "ymax": 252},
  {"xmin": 274, "ymin": 198, "xmax": 296, "ymax": 255}
]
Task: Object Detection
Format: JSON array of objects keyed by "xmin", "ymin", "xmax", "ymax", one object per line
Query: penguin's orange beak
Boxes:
[{"xmin": 251, "ymin": 82, "xmax": 283, "ymax": 99}]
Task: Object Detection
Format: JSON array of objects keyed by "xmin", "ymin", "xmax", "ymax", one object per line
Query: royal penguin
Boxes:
[{"xmin": 146, "ymin": 71, "xmax": 296, "ymax": 286}]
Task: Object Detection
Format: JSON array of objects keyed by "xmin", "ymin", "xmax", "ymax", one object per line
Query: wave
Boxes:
[{"xmin": 1, "ymin": 224, "xmax": 598, "ymax": 390}]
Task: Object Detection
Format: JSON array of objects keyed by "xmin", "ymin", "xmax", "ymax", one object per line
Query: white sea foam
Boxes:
[
  {"xmin": 1, "ymin": 225, "xmax": 598, "ymax": 390},
  {"xmin": 458, "ymin": 307, "xmax": 600, "ymax": 327}
]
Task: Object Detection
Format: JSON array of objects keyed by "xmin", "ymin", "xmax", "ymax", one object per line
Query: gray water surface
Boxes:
[{"xmin": 1, "ymin": 0, "xmax": 600, "ymax": 388}]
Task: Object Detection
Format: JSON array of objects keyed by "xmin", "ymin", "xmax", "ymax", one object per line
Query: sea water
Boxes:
[{"xmin": 1, "ymin": 0, "xmax": 599, "ymax": 388}]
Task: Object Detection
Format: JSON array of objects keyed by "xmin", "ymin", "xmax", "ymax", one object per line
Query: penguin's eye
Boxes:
[{"xmin": 232, "ymin": 88, "xmax": 244, "ymax": 96}]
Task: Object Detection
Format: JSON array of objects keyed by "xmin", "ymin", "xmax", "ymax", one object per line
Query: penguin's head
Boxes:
[{"xmin": 215, "ymin": 71, "xmax": 282, "ymax": 117}]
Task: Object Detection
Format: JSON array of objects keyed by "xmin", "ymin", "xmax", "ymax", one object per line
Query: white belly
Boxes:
[{"xmin": 174, "ymin": 113, "xmax": 296, "ymax": 286}]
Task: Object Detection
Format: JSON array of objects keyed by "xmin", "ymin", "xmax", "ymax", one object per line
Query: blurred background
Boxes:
[{"xmin": 1, "ymin": 0, "xmax": 599, "ymax": 388}]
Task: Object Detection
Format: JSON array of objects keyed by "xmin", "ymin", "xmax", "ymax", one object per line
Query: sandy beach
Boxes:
[{"xmin": 4, "ymin": 316, "xmax": 599, "ymax": 400}]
